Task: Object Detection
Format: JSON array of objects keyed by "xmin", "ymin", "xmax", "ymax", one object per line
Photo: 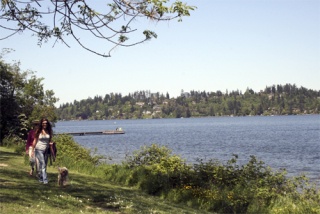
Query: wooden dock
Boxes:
[{"xmin": 59, "ymin": 130, "xmax": 125, "ymax": 136}]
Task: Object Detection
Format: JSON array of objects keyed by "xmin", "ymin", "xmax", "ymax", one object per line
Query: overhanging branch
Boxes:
[{"xmin": 0, "ymin": 0, "xmax": 196, "ymax": 57}]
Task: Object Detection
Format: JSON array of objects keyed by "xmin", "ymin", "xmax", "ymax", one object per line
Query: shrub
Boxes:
[
  {"xmin": 114, "ymin": 144, "xmax": 319, "ymax": 212},
  {"xmin": 123, "ymin": 144, "xmax": 191, "ymax": 195},
  {"xmin": 51, "ymin": 134, "xmax": 103, "ymax": 173},
  {"xmin": 2, "ymin": 135, "xmax": 25, "ymax": 154},
  {"xmin": 125, "ymin": 144, "xmax": 173, "ymax": 167}
]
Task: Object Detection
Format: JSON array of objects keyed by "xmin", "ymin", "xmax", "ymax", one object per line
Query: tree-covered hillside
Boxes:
[{"xmin": 56, "ymin": 84, "xmax": 320, "ymax": 120}]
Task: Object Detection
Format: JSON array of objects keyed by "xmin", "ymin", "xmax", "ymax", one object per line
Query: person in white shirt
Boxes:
[{"xmin": 31, "ymin": 118, "xmax": 53, "ymax": 184}]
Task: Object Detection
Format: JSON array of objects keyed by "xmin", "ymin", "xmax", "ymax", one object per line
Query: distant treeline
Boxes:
[{"xmin": 56, "ymin": 84, "xmax": 320, "ymax": 120}]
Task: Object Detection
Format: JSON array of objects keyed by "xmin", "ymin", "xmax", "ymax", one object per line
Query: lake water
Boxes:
[{"xmin": 54, "ymin": 115, "xmax": 320, "ymax": 185}]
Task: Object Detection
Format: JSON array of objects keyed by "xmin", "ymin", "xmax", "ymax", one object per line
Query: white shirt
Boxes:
[{"xmin": 35, "ymin": 133, "xmax": 50, "ymax": 151}]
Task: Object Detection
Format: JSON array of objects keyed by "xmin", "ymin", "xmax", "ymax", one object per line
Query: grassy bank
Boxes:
[
  {"xmin": 0, "ymin": 146, "xmax": 209, "ymax": 214},
  {"xmin": 2, "ymin": 134, "xmax": 320, "ymax": 213}
]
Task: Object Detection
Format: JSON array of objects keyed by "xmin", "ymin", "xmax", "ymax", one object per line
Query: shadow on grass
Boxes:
[
  {"xmin": 1, "ymin": 165, "xmax": 125, "ymax": 212},
  {"xmin": 0, "ymin": 150, "xmax": 19, "ymax": 161}
]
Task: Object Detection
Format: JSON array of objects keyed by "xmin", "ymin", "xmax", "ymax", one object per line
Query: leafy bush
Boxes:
[
  {"xmin": 51, "ymin": 134, "xmax": 103, "ymax": 173},
  {"xmin": 118, "ymin": 144, "xmax": 320, "ymax": 213},
  {"xmin": 125, "ymin": 144, "xmax": 173, "ymax": 167},
  {"xmin": 128, "ymin": 156, "xmax": 191, "ymax": 194},
  {"xmin": 2, "ymin": 135, "xmax": 25, "ymax": 154},
  {"xmin": 119, "ymin": 144, "xmax": 191, "ymax": 195},
  {"xmin": 184, "ymin": 155, "xmax": 290, "ymax": 212}
]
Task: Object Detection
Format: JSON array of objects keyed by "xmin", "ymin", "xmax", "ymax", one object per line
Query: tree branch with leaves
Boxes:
[{"xmin": 0, "ymin": 0, "xmax": 196, "ymax": 57}]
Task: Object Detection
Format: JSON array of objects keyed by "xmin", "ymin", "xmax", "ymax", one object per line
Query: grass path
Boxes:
[{"xmin": 0, "ymin": 147, "xmax": 208, "ymax": 214}]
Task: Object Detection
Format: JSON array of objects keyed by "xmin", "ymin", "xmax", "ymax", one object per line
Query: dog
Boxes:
[{"xmin": 57, "ymin": 167, "xmax": 68, "ymax": 187}]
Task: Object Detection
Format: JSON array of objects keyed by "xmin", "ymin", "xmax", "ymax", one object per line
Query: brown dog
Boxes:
[{"xmin": 58, "ymin": 167, "xmax": 68, "ymax": 187}]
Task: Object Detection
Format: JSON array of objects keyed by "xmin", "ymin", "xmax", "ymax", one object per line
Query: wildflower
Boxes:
[{"xmin": 184, "ymin": 185, "xmax": 192, "ymax": 190}]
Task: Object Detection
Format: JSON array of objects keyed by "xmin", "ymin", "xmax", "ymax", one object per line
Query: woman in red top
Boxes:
[{"xmin": 26, "ymin": 120, "xmax": 39, "ymax": 176}]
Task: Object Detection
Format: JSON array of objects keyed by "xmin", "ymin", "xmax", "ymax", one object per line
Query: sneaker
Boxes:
[
  {"xmin": 43, "ymin": 181, "xmax": 48, "ymax": 185},
  {"xmin": 38, "ymin": 179, "xmax": 43, "ymax": 183}
]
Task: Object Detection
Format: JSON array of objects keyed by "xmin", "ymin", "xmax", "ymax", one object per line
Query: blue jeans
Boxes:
[{"xmin": 35, "ymin": 149, "xmax": 48, "ymax": 183}]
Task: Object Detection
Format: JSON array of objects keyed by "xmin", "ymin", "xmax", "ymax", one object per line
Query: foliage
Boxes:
[
  {"xmin": 104, "ymin": 144, "xmax": 320, "ymax": 213},
  {"xmin": 0, "ymin": 51, "xmax": 58, "ymax": 143},
  {"xmin": 56, "ymin": 84, "xmax": 320, "ymax": 120},
  {"xmin": 3, "ymin": 133, "xmax": 319, "ymax": 213},
  {"xmin": 1, "ymin": 147, "xmax": 203, "ymax": 214},
  {"xmin": 128, "ymin": 156, "xmax": 190, "ymax": 195},
  {"xmin": 0, "ymin": 1, "xmax": 196, "ymax": 57},
  {"xmin": 125, "ymin": 143, "xmax": 173, "ymax": 167},
  {"xmin": 51, "ymin": 134, "xmax": 103, "ymax": 174},
  {"xmin": 121, "ymin": 144, "xmax": 187, "ymax": 194},
  {"xmin": 268, "ymin": 194, "xmax": 320, "ymax": 214},
  {"xmin": 1, "ymin": 135, "xmax": 25, "ymax": 154}
]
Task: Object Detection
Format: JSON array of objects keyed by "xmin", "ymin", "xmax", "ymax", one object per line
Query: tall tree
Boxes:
[
  {"xmin": 0, "ymin": 0, "xmax": 196, "ymax": 57},
  {"xmin": 0, "ymin": 59, "xmax": 23, "ymax": 140},
  {"xmin": 0, "ymin": 52, "xmax": 58, "ymax": 142}
]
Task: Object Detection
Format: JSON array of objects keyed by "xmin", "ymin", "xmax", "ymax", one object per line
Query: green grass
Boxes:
[{"xmin": 0, "ymin": 147, "xmax": 211, "ymax": 214}]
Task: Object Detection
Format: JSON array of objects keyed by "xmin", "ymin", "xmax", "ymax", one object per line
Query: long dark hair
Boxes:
[{"xmin": 35, "ymin": 118, "xmax": 53, "ymax": 141}]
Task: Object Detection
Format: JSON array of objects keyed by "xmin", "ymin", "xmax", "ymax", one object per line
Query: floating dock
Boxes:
[{"xmin": 59, "ymin": 130, "xmax": 125, "ymax": 136}]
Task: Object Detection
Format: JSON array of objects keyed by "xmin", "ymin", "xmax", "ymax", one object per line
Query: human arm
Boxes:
[
  {"xmin": 26, "ymin": 130, "xmax": 33, "ymax": 154},
  {"xmin": 31, "ymin": 137, "xmax": 38, "ymax": 157}
]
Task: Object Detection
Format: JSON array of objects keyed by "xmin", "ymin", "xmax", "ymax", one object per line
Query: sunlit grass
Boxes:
[
  {"xmin": 2, "ymin": 140, "xmax": 319, "ymax": 214},
  {"xmin": 0, "ymin": 147, "xmax": 209, "ymax": 214}
]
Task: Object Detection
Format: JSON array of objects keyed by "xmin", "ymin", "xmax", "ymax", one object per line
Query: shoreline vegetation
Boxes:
[
  {"xmin": 0, "ymin": 147, "xmax": 203, "ymax": 214},
  {"xmin": 56, "ymin": 84, "xmax": 320, "ymax": 121},
  {"xmin": 57, "ymin": 113, "xmax": 319, "ymax": 122},
  {"xmin": 1, "ymin": 136, "xmax": 320, "ymax": 214}
]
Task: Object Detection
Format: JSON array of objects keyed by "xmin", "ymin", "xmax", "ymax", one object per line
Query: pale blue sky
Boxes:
[{"xmin": 1, "ymin": 0, "xmax": 319, "ymax": 106}]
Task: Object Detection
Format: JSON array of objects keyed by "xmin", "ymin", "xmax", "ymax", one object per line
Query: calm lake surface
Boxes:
[{"xmin": 54, "ymin": 115, "xmax": 320, "ymax": 184}]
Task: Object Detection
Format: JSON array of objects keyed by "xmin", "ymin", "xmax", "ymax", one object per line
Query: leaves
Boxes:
[
  {"xmin": 0, "ymin": 0, "xmax": 196, "ymax": 57},
  {"xmin": 143, "ymin": 30, "xmax": 157, "ymax": 40},
  {"xmin": 0, "ymin": 56, "xmax": 59, "ymax": 143}
]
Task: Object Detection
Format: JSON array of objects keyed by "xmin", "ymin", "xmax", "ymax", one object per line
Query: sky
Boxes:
[{"xmin": 1, "ymin": 0, "xmax": 319, "ymax": 106}]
